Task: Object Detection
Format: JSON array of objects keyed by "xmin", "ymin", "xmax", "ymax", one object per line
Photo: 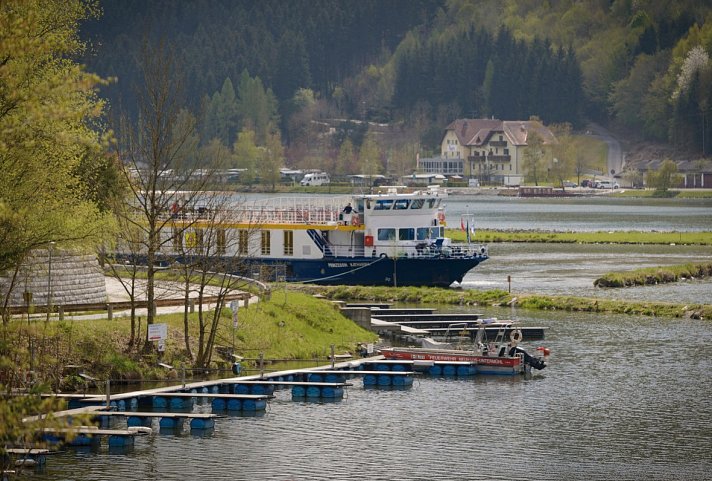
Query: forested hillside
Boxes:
[{"xmin": 81, "ymin": 0, "xmax": 712, "ymax": 170}]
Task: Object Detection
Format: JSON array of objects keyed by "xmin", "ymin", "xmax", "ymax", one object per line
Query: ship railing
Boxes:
[
  {"xmin": 324, "ymin": 243, "xmax": 487, "ymax": 259},
  {"xmin": 163, "ymin": 196, "xmax": 354, "ymax": 226}
]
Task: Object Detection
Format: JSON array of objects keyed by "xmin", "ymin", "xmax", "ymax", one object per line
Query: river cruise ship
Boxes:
[{"xmin": 158, "ymin": 186, "xmax": 488, "ymax": 287}]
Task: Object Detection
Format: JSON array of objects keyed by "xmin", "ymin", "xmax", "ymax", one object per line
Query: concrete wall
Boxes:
[{"xmin": 0, "ymin": 250, "xmax": 107, "ymax": 307}]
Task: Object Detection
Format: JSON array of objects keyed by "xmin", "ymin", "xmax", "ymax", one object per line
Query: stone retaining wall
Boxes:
[{"xmin": 0, "ymin": 250, "xmax": 107, "ymax": 307}]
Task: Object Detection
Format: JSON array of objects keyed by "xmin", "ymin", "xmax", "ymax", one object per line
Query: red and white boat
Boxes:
[{"xmin": 380, "ymin": 323, "xmax": 549, "ymax": 375}]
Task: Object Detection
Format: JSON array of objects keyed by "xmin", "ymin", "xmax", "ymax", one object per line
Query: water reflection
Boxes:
[{"xmin": 23, "ymin": 311, "xmax": 712, "ymax": 481}]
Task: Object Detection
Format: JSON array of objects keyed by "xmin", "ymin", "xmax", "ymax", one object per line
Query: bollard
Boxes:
[
  {"xmin": 107, "ymin": 304, "xmax": 113, "ymax": 321},
  {"xmin": 189, "ymin": 299, "xmax": 195, "ymax": 313},
  {"xmin": 105, "ymin": 379, "xmax": 111, "ymax": 408},
  {"xmin": 507, "ymin": 275, "xmax": 511, "ymax": 293},
  {"xmin": 58, "ymin": 306, "xmax": 64, "ymax": 321}
]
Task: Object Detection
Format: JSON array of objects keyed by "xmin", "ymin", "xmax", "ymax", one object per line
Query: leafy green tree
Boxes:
[
  {"xmin": 522, "ymin": 131, "xmax": 546, "ymax": 186},
  {"xmin": 336, "ymin": 139, "xmax": 356, "ymax": 176},
  {"xmin": 262, "ymin": 131, "xmax": 285, "ymax": 191},
  {"xmin": 233, "ymin": 129, "xmax": 260, "ymax": 184},
  {"xmin": 548, "ymin": 123, "xmax": 575, "ymax": 188},
  {"xmin": 646, "ymin": 159, "xmax": 680, "ymax": 191},
  {"xmin": 202, "ymin": 77, "xmax": 240, "ymax": 146},
  {"xmin": 0, "ymin": 0, "xmax": 115, "ymax": 321},
  {"xmin": 358, "ymin": 133, "xmax": 383, "ymax": 183}
]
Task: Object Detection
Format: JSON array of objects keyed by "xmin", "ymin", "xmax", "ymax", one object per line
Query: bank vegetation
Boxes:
[
  {"xmin": 449, "ymin": 229, "xmax": 712, "ymax": 245},
  {"xmin": 594, "ymin": 262, "xmax": 712, "ymax": 288},
  {"xmin": 296, "ymin": 285, "xmax": 711, "ymax": 321}
]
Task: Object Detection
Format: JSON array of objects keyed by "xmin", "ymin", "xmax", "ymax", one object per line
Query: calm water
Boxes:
[
  {"xmin": 446, "ymin": 195, "xmax": 712, "ymax": 232},
  {"xmin": 24, "ymin": 310, "xmax": 712, "ymax": 480},
  {"xmin": 465, "ymin": 242, "xmax": 712, "ymax": 304}
]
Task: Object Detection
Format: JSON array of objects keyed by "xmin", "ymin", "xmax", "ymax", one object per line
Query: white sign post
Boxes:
[{"xmin": 148, "ymin": 323, "xmax": 167, "ymax": 342}]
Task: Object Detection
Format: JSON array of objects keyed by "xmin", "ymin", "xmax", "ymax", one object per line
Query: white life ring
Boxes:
[{"xmin": 510, "ymin": 329, "xmax": 523, "ymax": 343}]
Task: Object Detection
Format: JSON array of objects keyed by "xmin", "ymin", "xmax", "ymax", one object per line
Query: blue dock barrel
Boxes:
[
  {"xmin": 374, "ymin": 363, "xmax": 391, "ymax": 371},
  {"xmin": 307, "ymin": 373, "xmax": 323, "ymax": 382},
  {"xmin": 428, "ymin": 365, "xmax": 443, "ymax": 376},
  {"xmin": 250, "ymin": 384, "xmax": 274, "ymax": 395},
  {"xmin": 363, "ymin": 374, "xmax": 377, "ymax": 386},
  {"xmin": 291, "ymin": 385, "xmax": 306, "ymax": 397},
  {"xmin": 391, "ymin": 364, "xmax": 407, "ymax": 372},
  {"xmin": 127, "ymin": 416, "xmax": 152, "ymax": 427},
  {"xmin": 170, "ymin": 397, "xmax": 193, "ymax": 410},
  {"xmin": 377, "ymin": 374, "xmax": 392, "ymax": 386},
  {"xmin": 392, "ymin": 375, "xmax": 413, "ymax": 387},
  {"xmin": 190, "ymin": 418, "xmax": 215, "ymax": 430},
  {"xmin": 159, "ymin": 417, "xmax": 184, "ymax": 429},
  {"xmin": 324, "ymin": 373, "xmax": 345, "ymax": 383},
  {"xmin": 457, "ymin": 365, "xmax": 476, "ymax": 376},
  {"xmin": 211, "ymin": 398, "xmax": 227, "ymax": 411},
  {"xmin": 226, "ymin": 399, "xmax": 242, "ymax": 411},
  {"xmin": 153, "ymin": 396, "xmax": 168, "ymax": 409},
  {"xmin": 242, "ymin": 399, "xmax": 266, "ymax": 411},
  {"xmin": 233, "ymin": 384, "xmax": 250, "ymax": 394},
  {"xmin": 70, "ymin": 434, "xmax": 94, "ymax": 446},
  {"xmin": 442, "ymin": 365, "xmax": 457, "ymax": 377},
  {"xmin": 306, "ymin": 386, "xmax": 322, "ymax": 398},
  {"xmin": 321, "ymin": 386, "xmax": 344, "ymax": 398}
]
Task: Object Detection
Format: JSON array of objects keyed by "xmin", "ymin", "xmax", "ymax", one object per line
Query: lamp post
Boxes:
[{"xmin": 46, "ymin": 241, "xmax": 55, "ymax": 322}]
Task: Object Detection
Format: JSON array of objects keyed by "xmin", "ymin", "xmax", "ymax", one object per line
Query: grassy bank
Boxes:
[
  {"xmin": 0, "ymin": 291, "xmax": 376, "ymax": 390},
  {"xmin": 594, "ymin": 262, "xmax": 712, "ymax": 288},
  {"xmin": 296, "ymin": 285, "xmax": 711, "ymax": 320},
  {"xmin": 612, "ymin": 189, "xmax": 712, "ymax": 199},
  {"xmin": 448, "ymin": 229, "xmax": 712, "ymax": 245}
]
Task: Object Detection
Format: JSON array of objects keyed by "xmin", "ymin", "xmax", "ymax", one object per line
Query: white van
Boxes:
[
  {"xmin": 300, "ymin": 172, "xmax": 330, "ymax": 186},
  {"xmin": 596, "ymin": 180, "xmax": 619, "ymax": 189}
]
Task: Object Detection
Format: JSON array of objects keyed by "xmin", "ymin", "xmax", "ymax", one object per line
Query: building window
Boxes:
[
  {"xmin": 238, "ymin": 230, "xmax": 248, "ymax": 255},
  {"xmin": 283, "ymin": 230, "xmax": 293, "ymax": 256},
  {"xmin": 217, "ymin": 229, "xmax": 226, "ymax": 255},
  {"xmin": 261, "ymin": 231, "xmax": 271, "ymax": 255},
  {"xmin": 499, "ymin": 135, "xmax": 503, "ymax": 141},
  {"xmin": 504, "ymin": 148, "xmax": 509, "ymax": 155}
]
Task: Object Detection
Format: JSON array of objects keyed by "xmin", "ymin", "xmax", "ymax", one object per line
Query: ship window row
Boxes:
[
  {"xmin": 172, "ymin": 228, "xmax": 226, "ymax": 254},
  {"xmin": 370, "ymin": 198, "xmax": 439, "ymax": 210},
  {"xmin": 378, "ymin": 227, "xmax": 443, "ymax": 242}
]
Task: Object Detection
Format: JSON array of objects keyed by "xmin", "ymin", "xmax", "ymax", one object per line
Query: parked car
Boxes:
[
  {"xmin": 596, "ymin": 180, "xmax": 619, "ymax": 189},
  {"xmin": 580, "ymin": 179, "xmax": 592, "ymax": 188},
  {"xmin": 562, "ymin": 181, "xmax": 577, "ymax": 188}
]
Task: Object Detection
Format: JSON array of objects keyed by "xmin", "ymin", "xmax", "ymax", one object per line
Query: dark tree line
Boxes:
[
  {"xmin": 81, "ymin": 0, "xmax": 442, "ymax": 118},
  {"xmin": 392, "ymin": 27, "xmax": 585, "ymax": 127}
]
